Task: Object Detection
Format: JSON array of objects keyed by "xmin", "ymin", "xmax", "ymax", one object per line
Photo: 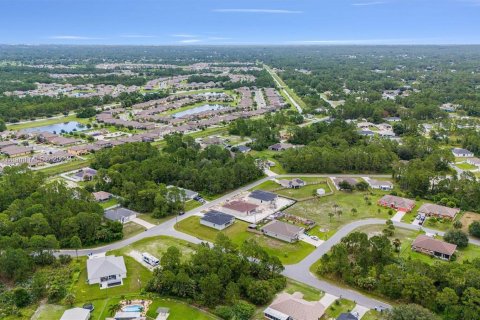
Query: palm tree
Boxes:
[
  {"xmin": 393, "ymin": 238, "xmax": 402, "ymax": 254},
  {"xmin": 109, "ymin": 303, "xmax": 122, "ymax": 316},
  {"xmin": 351, "ymin": 208, "xmax": 357, "ymax": 216},
  {"xmin": 333, "ymin": 203, "xmax": 339, "ymax": 215},
  {"xmin": 328, "ymin": 212, "xmax": 334, "ymax": 221}
]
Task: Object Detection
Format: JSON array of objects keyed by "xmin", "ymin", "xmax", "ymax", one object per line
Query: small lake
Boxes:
[
  {"xmin": 22, "ymin": 121, "xmax": 88, "ymax": 134},
  {"xmin": 172, "ymin": 104, "xmax": 227, "ymax": 118}
]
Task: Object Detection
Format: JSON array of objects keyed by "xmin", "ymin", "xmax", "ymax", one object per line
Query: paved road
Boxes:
[{"xmin": 264, "ymin": 65, "xmax": 303, "ymax": 114}]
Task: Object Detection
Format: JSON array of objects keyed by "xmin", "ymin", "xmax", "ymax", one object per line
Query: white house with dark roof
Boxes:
[
  {"xmin": 200, "ymin": 210, "xmax": 235, "ymax": 230},
  {"xmin": 248, "ymin": 190, "xmax": 278, "ymax": 205},
  {"xmin": 104, "ymin": 207, "xmax": 137, "ymax": 224},
  {"xmin": 452, "ymin": 148, "xmax": 474, "ymax": 157},
  {"xmin": 87, "ymin": 255, "xmax": 127, "ymax": 289},
  {"xmin": 261, "ymin": 220, "xmax": 304, "ymax": 243}
]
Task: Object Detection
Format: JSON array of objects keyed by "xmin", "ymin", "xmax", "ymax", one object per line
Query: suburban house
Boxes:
[
  {"xmin": 366, "ymin": 179, "xmax": 394, "ymax": 190},
  {"xmin": 452, "ymin": 148, "xmax": 474, "ymax": 157},
  {"xmin": 0, "ymin": 141, "xmax": 17, "ymax": 150},
  {"xmin": 331, "ymin": 177, "xmax": 358, "ymax": 190},
  {"xmin": 87, "ymin": 255, "xmax": 127, "ymax": 289},
  {"xmin": 261, "ymin": 220, "xmax": 304, "ymax": 243},
  {"xmin": 248, "ymin": 190, "xmax": 278, "ymax": 205},
  {"xmin": 277, "ymin": 178, "xmax": 306, "ymax": 189},
  {"xmin": 92, "ymin": 191, "xmax": 113, "ymax": 202},
  {"xmin": 200, "ymin": 210, "xmax": 235, "ymax": 230},
  {"xmin": 358, "ymin": 129, "xmax": 375, "ymax": 137},
  {"xmin": 466, "ymin": 157, "xmax": 480, "ymax": 168},
  {"xmin": 264, "ymin": 292, "xmax": 325, "ymax": 320},
  {"xmin": 222, "ymin": 200, "xmax": 258, "ymax": 216},
  {"xmin": 167, "ymin": 185, "xmax": 198, "ymax": 201},
  {"xmin": 73, "ymin": 168, "xmax": 98, "ymax": 181},
  {"xmin": 236, "ymin": 145, "xmax": 251, "ymax": 153},
  {"xmin": 378, "ymin": 195, "xmax": 416, "ymax": 212},
  {"xmin": 411, "ymin": 235, "xmax": 457, "ymax": 260},
  {"xmin": 60, "ymin": 307, "xmax": 91, "ymax": 320},
  {"xmin": 417, "ymin": 203, "xmax": 460, "ymax": 220},
  {"xmin": 0, "ymin": 145, "xmax": 32, "ymax": 157},
  {"xmin": 104, "ymin": 207, "xmax": 137, "ymax": 224},
  {"xmin": 268, "ymin": 143, "xmax": 295, "ymax": 152}
]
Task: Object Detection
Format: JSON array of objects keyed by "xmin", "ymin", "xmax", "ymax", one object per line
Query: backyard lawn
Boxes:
[
  {"xmin": 362, "ymin": 310, "xmax": 384, "ymax": 320},
  {"xmin": 100, "ymin": 197, "xmax": 119, "ymax": 209},
  {"xmin": 146, "ymin": 298, "xmax": 216, "ymax": 320},
  {"xmin": 175, "ymin": 216, "xmax": 315, "ymax": 264},
  {"xmin": 286, "ymin": 190, "xmax": 392, "ymax": 238},
  {"xmin": 323, "ymin": 299, "xmax": 356, "ymax": 319},
  {"xmin": 455, "ymin": 162, "xmax": 477, "ymax": 171},
  {"xmin": 34, "ymin": 304, "xmax": 67, "ymax": 320},
  {"xmin": 72, "ymin": 256, "xmax": 151, "ymax": 303}
]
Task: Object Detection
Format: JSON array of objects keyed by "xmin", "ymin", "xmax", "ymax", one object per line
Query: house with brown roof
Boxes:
[
  {"xmin": 0, "ymin": 145, "xmax": 33, "ymax": 157},
  {"xmin": 418, "ymin": 203, "xmax": 460, "ymax": 220},
  {"xmin": 221, "ymin": 200, "xmax": 258, "ymax": 216},
  {"xmin": 411, "ymin": 235, "xmax": 457, "ymax": 260},
  {"xmin": 378, "ymin": 195, "xmax": 416, "ymax": 212},
  {"xmin": 261, "ymin": 220, "xmax": 304, "ymax": 243},
  {"xmin": 264, "ymin": 292, "xmax": 325, "ymax": 320}
]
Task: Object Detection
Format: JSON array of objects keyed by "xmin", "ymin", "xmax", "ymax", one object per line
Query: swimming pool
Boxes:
[{"xmin": 122, "ymin": 304, "xmax": 143, "ymax": 312}]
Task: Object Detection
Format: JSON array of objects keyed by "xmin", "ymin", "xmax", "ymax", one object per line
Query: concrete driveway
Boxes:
[
  {"xmin": 391, "ymin": 211, "xmax": 405, "ymax": 222},
  {"xmin": 352, "ymin": 304, "xmax": 370, "ymax": 319}
]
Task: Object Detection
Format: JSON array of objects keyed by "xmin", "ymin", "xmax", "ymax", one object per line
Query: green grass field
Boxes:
[
  {"xmin": 323, "ymin": 299, "xmax": 356, "ymax": 318},
  {"xmin": 185, "ymin": 199, "xmax": 202, "ymax": 212},
  {"xmin": 122, "ymin": 221, "xmax": 146, "ymax": 239},
  {"xmin": 284, "ymin": 279, "xmax": 324, "ymax": 301},
  {"xmin": 7, "ymin": 114, "xmax": 90, "ymax": 131},
  {"xmin": 146, "ymin": 298, "xmax": 216, "ymax": 320},
  {"xmin": 37, "ymin": 159, "xmax": 90, "ymax": 176},
  {"xmin": 455, "ymin": 162, "xmax": 477, "ymax": 170},
  {"xmin": 276, "ymin": 182, "xmax": 330, "ymax": 200},
  {"xmin": 111, "ymin": 235, "xmax": 196, "ymax": 261},
  {"xmin": 175, "ymin": 216, "xmax": 315, "ymax": 264},
  {"xmin": 100, "ymin": 198, "xmax": 119, "ymax": 209},
  {"xmin": 286, "ymin": 190, "xmax": 392, "ymax": 238},
  {"xmin": 34, "ymin": 304, "xmax": 67, "ymax": 320}
]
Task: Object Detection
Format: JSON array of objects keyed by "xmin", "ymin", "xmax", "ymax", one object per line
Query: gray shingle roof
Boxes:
[
  {"xmin": 201, "ymin": 210, "xmax": 235, "ymax": 225},
  {"xmin": 104, "ymin": 207, "xmax": 137, "ymax": 221},
  {"xmin": 87, "ymin": 256, "xmax": 126, "ymax": 281},
  {"xmin": 249, "ymin": 190, "xmax": 278, "ymax": 202}
]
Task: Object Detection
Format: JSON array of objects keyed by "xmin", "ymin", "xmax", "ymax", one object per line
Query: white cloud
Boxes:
[
  {"xmin": 49, "ymin": 35, "xmax": 101, "ymax": 40},
  {"xmin": 213, "ymin": 9, "xmax": 302, "ymax": 14},
  {"xmin": 120, "ymin": 34, "xmax": 156, "ymax": 38},
  {"xmin": 352, "ymin": 1, "xmax": 386, "ymax": 6},
  {"xmin": 178, "ymin": 39, "xmax": 201, "ymax": 43},
  {"xmin": 171, "ymin": 34, "xmax": 197, "ymax": 38}
]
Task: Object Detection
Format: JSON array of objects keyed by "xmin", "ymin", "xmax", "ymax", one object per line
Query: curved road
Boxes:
[{"xmin": 57, "ymin": 173, "xmax": 479, "ymax": 310}]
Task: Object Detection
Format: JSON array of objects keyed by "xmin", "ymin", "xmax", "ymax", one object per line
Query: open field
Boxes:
[
  {"xmin": 276, "ymin": 182, "xmax": 330, "ymax": 200},
  {"xmin": 175, "ymin": 216, "xmax": 315, "ymax": 264},
  {"xmin": 122, "ymin": 221, "xmax": 146, "ymax": 239},
  {"xmin": 455, "ymin": 162, "xmax": 478, "ymax": 170},
  {"xmin": 37, "ymin": 159, "xmax": 90, "ymax": 176},
  {"xmin": 286, "ymin": 190, "xmax": 392, "ymax": 239},
  {"xmin": 111, "ymin": 235, "xmax": 196, "ymax": 261}
]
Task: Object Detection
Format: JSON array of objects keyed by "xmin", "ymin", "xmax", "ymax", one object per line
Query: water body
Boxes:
[
  {"xmin": 172, "ymin": 104, "xmax": 227, "ymax": 118},
  {"xmin": 22, "ymin": 121, "xmax": 87, "ymax": 134}
]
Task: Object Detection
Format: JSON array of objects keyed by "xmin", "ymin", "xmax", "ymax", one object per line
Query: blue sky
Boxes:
[{"xmin": 1, "ymin": 0, "xmax": 479, "ymax": 45}]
